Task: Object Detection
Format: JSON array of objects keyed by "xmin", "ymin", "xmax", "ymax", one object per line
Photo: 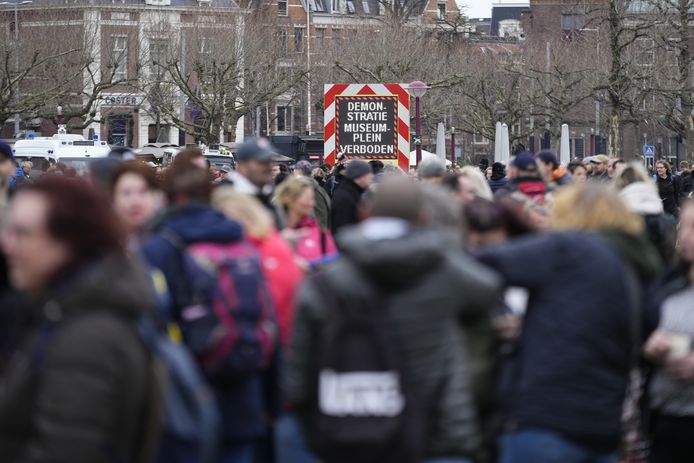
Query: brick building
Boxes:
[{"xmin": 1, "ymin": 0, "xmax": 242, "ymax": 147}]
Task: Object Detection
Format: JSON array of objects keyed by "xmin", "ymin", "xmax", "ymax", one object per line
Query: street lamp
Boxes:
[
  {"xmin": 0, "ymin": 0, "xmax": 33, "ymax": 138},
  {"xmin": 406, "ymin": 80, "xmax": 429, "ymax": 165},
  {"xmin": 450, "ymin": 126, "xmax": 455, "ymax": 164}
]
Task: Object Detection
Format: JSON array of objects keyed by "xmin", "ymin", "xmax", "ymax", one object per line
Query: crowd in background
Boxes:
[{"xmin": 0, "ymin": 138, "xmax": 694, "ymax": 463}]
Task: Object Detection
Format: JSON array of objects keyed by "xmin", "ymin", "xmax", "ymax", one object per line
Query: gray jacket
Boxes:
[{"xmin": 283, "ymin": 221, "xmax": 500, "ymax": 458}]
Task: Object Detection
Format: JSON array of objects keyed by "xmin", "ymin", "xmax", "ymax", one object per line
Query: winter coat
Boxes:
[
  {"xmin": 325, "ymin": 172, "xmax": 344, "ymax": 197},
  {"xmin": 655, "ymin": 174, "xmax": 680, "ymax": 217},
  {"xmin": 496, "ymin": 176, "xmax": 547, "ymax": 205},
  {"xmin": 645, "ymin": 266, "xmax": 694, "ymax": 417},
  {"xmin": 292, "ymin": 217, "xmax": 338, "ymax": 264},
  {"xmin": 247, "ymin": 231, "xmax": 304, "ymax": 348},
  {"xmin": 678, "ymin": 173, "xmax": 693, "ymax": 199},
  {"xmin": 225, "ymin": 171, "xmax": 285, "ymax": 230},
  {"xmin": 619, "ymin": 182, "xmax": 677, "ymax": 266},
  {"xmin": 330, "ymin": 177, "xmax": 365, "ymax": 236},
  {"xmin": 487, "ymin": 176, "xmax": 508, "ymax": 193},
  {"xmin": 283, "ymin": 219, "xmax": 501, "ymax": 458},
  {"xmin": 310, "ymin": 177, "xmax": 332, "ymax": 231},
  {"xmin": 476, "ymin": 231, "xmax": 661, "ymax": 450},
  {"xmin": 0, "ymin": 256, "xmax": 158, "ymax": 463},
  {"xmin": 142, "ymin": 204, "xmax": 277, "ymax": 442}
]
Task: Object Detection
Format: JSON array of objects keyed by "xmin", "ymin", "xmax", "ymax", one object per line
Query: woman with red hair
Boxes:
[{"xmin": 0, "ymin": 177, "xmax": 158, "ymax": 463}]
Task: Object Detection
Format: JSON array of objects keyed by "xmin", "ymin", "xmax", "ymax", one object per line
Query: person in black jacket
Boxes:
[
  {"xmin": 0, "ymin": 177, "xmax": 159, "ymax": 463},
  {"xmin": 655, "ymin": 159, "xmax": 680, "ymax": 218},
  {"xmin": 330, "ymin": 160, "xmax": 373, "ymax": 236},
  {"xmin": 477, "ymin": 184, "xmax": 661, "ymax": 463}
]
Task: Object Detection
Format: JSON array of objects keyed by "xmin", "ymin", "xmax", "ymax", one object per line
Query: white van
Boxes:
[{"xmin": 13, "ymin": 131, "xmax": 110, "ymax": 176}]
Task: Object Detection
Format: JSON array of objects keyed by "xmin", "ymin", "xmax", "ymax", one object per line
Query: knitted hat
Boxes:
[{"xmin": 344, "ymin": 160, "xmax": 372, "ymax": 180}]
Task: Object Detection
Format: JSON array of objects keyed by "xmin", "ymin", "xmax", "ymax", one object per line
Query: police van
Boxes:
[{"xmin": 13, "ymin": 128, "xmax": 110, "ymax": 176}]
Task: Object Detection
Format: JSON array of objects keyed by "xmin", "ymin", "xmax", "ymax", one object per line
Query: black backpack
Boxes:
[{"xmin": 306, "ymin": 273, "xmax": 425, "ymax": 463}]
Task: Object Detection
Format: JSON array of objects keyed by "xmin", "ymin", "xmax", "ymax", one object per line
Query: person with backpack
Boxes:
[
  {"xmin": 293, "ymin": 160, "xmax": 332, "ymax": 231},
  {"xmin": 0, "ymin": 176, "xmax": 161, "ymax": 463},
  {"xmin": 142, "ymin": 162, "xmax": 279, "ymax": 463},
  {"xmin": 284, "ymin": 177, "xmax": 500, "ymax": 463}
]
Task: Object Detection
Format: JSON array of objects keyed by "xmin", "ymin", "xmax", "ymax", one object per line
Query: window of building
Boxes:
[
  {"xmin": 148, "ymin": 124, "xmax": 171, "ymax": 143},
  {"xmin": 636, "ymin": 38, "xmax": 655, "ymax": 66},
  {"xmin": 309, "ymin": 0, "xmax": 326, "ymax": 12},
  {"xmin": 294, "ymin": 28, "xmax": 304, "ymax": 53},
  {"xmin": 278, "ymin": 0, "xmax": 288, "ymax": 15},
  {"xmin": 561, "ymin": 14, "xmax": 584, "ymax": 41},
  {"xmin": 346, "ymin": 0, "xmax": 355, "ymax": 13},
  {"xmin": 150, "ymin": 39, "xmax": 168, "ymax": 75},
  {"xmin": 108, "ymin": 114, "xmax": 131, "ymax": 146},
  {"xmin": 112, "ymin": 36, "xmax": 128, "ymax": 81},
  {"xmin": 332, "ymin": 28, "xmax": 341, "ymax": 48},
  {"xmin": 276, "ymin": 105, "xmax": 293, "ymax": 133},
  {"xmin": 331, "ymin": 0, "xmax": 340, "ymax": 12},
  {"xmin": 437, "ymin": 1, "xmax": 446, "ymax": 21},
  {"xmin": 362, "ymin": 0, "xmax": 370, "ymax": 13},
  {"xmin": 315, "ymin": 28, "xmax": 325, "ymax": 50},
  {"xmin": 278, "ymin": 28, "xmax": 288, "ymax": 53},
  {"xmin": 473, "ymin": 133, "xmax": 489, "ymax": 145}
]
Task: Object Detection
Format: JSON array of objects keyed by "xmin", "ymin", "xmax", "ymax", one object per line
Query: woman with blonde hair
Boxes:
[
  {"xmin": 275, "ymin": 176, "xmax": 338, "ymax": 265},
  {"xmin": 212, "ymin": 186, "xmax": 303, "ymax": 347},
  {"xmin": 459, "ymin": 166, "xmax": 494, "ymax": 201},
  {"xmin": 477, "ymin": 184, "xmax": 661, "ymax": 463}
]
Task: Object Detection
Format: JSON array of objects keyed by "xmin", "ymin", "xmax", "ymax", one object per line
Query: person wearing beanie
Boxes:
[
  {"xmin": 497, "ymin": 152, "xmax": 548, "ymax": 207},
  {"xmin": 488, "ymin": 162, "xmax": 509, "ymax": 193},
  {"xmin": 417, "ymin": 159, "xmax": 447, "ymax": 184},
  {"xmin": 330, "ymin": 159, "xmax": 373, "ymax": 236},
  {"xmin": 537, "ymin": 150, "xmax": 572, "ymax": 187}
]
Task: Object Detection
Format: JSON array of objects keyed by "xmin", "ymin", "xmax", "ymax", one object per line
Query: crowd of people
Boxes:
[{"xmin": 0, "ymin": 137, "xmax": 693, "ymax": 463}]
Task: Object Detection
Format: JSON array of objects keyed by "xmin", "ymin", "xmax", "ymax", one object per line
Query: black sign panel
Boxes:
[{"xmin": 335, "ymin": 95, "xmax": 397, "ymax": 159}]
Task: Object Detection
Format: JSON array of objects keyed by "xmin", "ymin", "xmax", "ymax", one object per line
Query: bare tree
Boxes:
[{"xmin": 144, "ymin": 12, "xmax": 306, "ymax": 145}]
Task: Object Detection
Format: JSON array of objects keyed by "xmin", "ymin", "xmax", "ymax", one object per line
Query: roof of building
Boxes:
[
  {"xmin": 490, "ymin": 4, "xmax": 527, "ymax": 36},
  {"xmin": 4, "ymin": 0, "xmax": 240, "ymax": 10}
]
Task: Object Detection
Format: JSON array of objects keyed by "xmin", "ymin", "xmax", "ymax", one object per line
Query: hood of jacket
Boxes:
[
  {"xmin": 337, "ymin": 217, "xmax": 446, "ymax": 289},
  {"xmin": 599, "ymin": 229, "xmax": 663, "ymax": 279},
  {"xmin": 37, "ymin": 255, "xmax": 156, "ymax": 320},
  {"xmin": 153, "ymin": 203, "xmax": 243, "ymax": 245},
  {"xmin": 619, "ymin": 182, "xmax": 664, "ymax": 215}
]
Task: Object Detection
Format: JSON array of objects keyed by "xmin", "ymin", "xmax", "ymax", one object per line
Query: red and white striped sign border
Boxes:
[{"xmin": 324, "ymin": 83, "xmax": 410, "ymax": 171}]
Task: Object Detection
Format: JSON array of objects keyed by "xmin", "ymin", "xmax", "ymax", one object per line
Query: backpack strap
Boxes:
[{"xmin": 320, "ymin": 228, "xmax": 327, "ymax": 257}]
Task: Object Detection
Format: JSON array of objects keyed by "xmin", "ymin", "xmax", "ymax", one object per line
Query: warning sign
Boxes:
[
  {"xmin": 324, "ymin": 84, "xmax": 410, "ymax": 171},
  {"xmin": 335, "ymin": 96, "xmax": 397, "ymax": 158}
]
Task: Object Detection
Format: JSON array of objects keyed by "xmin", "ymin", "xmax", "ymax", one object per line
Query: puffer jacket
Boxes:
[
  {"xmin": 0, "ymin": 256, "xmax": 157, "ymax": 463},
  {"xmin": 283, "ymin": 218, "xmax": 501, "ymax": 458}
]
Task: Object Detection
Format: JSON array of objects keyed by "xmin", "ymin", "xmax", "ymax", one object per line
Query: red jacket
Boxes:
[
  {"xmin": 293, "ymin": 217, "xmax": 338, "ymax": 263},
  {"xmin": 248, "ymin": 231, "xmax": 304, "ymax": 347}
]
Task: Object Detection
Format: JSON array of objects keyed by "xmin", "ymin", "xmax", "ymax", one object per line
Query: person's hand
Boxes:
[
  {"xmin": 493, "ymin": 314, "xmax": 522, "ymax": 340},
  {"xmin": 644, "ymin": 330, "xmax": 673, "ymax": 364},
  {"xmin": 664, "ymin": 353, "xmax": 694, "ymax": 382}
]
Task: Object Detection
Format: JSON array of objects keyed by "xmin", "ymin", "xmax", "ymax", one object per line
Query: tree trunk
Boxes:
[{"xmin": 608, "ymin": 110, "xmax": 621, "ymax": 158}]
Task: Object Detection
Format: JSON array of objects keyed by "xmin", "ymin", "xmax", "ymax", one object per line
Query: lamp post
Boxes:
[
  {"xmin": 406, "ymin": 80, "xmax": 429, "ymax": 166},
  {"xmin": 0, "ymin": 0, "xmax": 32, "ymax": 138},
  {"xmin": 450, "ymin": 126, "xmax": 455, "ymax": 164}
]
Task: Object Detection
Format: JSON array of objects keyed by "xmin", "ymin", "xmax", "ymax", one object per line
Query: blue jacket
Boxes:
[
  {"xmin": 476, "ymin": 232, "xmax": 653, "ymax": 449},
  {"xmin": 487, "ymin": 177, "xmax": 508, "ymax": 193},
  {"xmin": 142, "ymin": 204, "xmax": 275, "ymax": 442}
]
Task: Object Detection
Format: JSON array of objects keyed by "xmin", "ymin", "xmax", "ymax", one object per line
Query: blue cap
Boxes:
[
  {"xmin": 236, "ymin": 137, "xmax": 277, "ymax": 163},
  {"xmin": 0, "ymin": 141, "xmax": 14, "ymax": 162},
  {"xmin": 512, "ymin": 152, "xmax": 537, "ymax": 172}
]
